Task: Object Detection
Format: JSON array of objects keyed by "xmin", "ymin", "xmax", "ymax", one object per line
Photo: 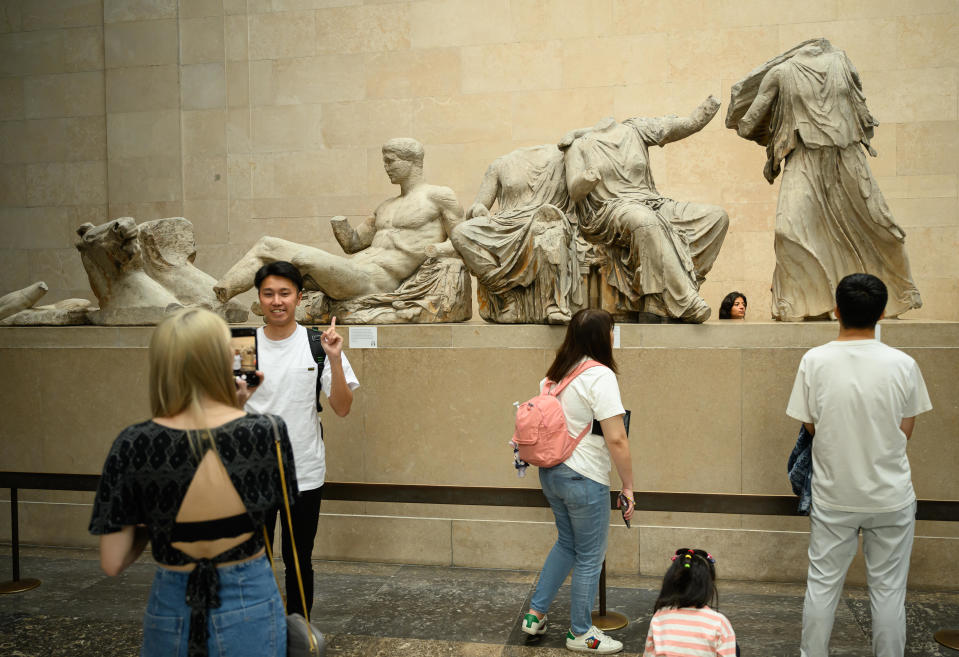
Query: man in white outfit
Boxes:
[{"xmin": 787, "ymin": 273, "xmax": 932, "ymax": 657}]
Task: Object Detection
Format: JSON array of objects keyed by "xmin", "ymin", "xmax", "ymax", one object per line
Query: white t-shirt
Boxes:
[
  {"xmin": 245, "ymin": 324, "xmax": 360, "ymax": 491},
  {"xmin": 786, "ymin": 339, "xmax": 931, "ymax": 513},
  {"xmin": 540, "ymin": 361, "xmax": 626, "ymax": 486}
]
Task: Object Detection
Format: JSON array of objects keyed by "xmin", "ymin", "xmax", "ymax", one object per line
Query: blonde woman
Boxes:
[{"xmin": 90, "ymin": 308, "xmax": 296, "ymax": 657}]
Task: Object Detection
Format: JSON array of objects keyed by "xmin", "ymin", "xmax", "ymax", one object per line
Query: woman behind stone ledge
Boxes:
[{"xmin": 728, "ymin": 38, "xmax": 922, "ymax": 321}]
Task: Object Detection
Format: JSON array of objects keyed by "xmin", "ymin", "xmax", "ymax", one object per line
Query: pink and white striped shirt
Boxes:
[{"xmin": 643, "ymin": 606, "xmax": 736, "ymax": 657}]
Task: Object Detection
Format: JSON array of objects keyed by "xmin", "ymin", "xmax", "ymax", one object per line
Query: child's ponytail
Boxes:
[{"xmin": 652, "ymin": 548, "xmax": 719, "ymax": 612}]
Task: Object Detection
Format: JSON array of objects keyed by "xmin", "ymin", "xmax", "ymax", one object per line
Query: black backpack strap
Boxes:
[{"xmin": 306, "ymin": 328, "xmax": 327, "ymax": 412}]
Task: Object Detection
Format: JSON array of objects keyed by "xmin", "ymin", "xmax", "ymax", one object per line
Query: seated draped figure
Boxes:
[
  {"xmin": 447, "ymin": 143, "xmax": 588, "ymax": 324},
  {"xmin": 560, "ymin": 98, "xmax": 730, "ymax": 323},
  {"xmin": 214, "ymin": 137, "xmax": 471, "ymax": 324}
]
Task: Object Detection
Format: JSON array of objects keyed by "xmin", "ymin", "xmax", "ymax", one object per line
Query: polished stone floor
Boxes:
[{"xmin": 1, "ymin": 546, "xmax": 957, "ymax": 657}]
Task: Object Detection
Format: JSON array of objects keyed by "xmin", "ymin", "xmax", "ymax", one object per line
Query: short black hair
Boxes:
[
  {"xmin": 253, "ymin": 261, "xmax": 304, "ymax": 292},
  {"xmin": 836, "ymin": 273, "xmax": 887, "ymax": 329},
  {"xmin": 718, "ymin": 291, "xmax": 747, "ymax": 319},
  {"xmin": 653, "ymin": 548, "xmax": 718, "ymax": 613}
]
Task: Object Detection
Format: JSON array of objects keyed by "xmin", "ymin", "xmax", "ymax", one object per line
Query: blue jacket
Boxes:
[{"xmin": 787, "ymin": 424, "xmax": 813, "ymax": 515}]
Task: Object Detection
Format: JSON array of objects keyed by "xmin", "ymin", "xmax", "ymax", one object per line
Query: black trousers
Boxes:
[{"xmin": 266, "ymin": 485, "xmax": 323, "ymax": 618}]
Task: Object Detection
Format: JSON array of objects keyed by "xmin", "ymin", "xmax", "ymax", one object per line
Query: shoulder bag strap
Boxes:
[
  {"xmin": 546, "ymin": 359, "xmax": 603, "ymax": 397},
  {"xmin": 306, "ymin": 328, "xmax": 326, "ymax": 413}
]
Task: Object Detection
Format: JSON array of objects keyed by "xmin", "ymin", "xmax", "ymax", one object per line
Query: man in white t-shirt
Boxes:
[
  {"xmin": 787, "ymin": 273, "xmax": 931, "ymax": 657},
  {"xmin": 245, "ymin": 261, "xmax": 360, "ymax": 618}
]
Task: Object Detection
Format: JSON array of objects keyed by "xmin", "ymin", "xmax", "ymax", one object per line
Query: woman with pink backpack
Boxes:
[{"xmin": 518, "ymin": 308, "xmax": 635, "ymax": 654}]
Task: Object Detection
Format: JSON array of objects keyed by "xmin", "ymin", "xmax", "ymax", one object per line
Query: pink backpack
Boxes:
[{"xmin": 512, "ymin": 360, "xmax": 602, "ymax": 468}]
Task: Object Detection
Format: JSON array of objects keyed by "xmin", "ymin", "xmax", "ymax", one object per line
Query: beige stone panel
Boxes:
[
  {"xmin": 640, "ymin": 526, "xmax": 811, "ymax": 582},
  {"xmin": 63, "ymin": 26, "xmax": 104, "ymax": 73},
  {"xmin": 865, "ymin": 68, "xmax": 958, "ymax": 124},
  {"xmin": 314, "ymin": 514, "xmax": 452, "ymax": 565},
  {"xmin": 226, "ymin": 108, "xmax": 253, "ymax": 152},
  {"xmin": 0, "ymin": 119, "xmax": 65, "ymax": 164},
  {"xmin": 223, "ymin": 0, "xmax": 248, "ymax": 14},
  {"xmin": 917, "ymin": 520, "xmax": 959, "ymax": 539},
  {"xmin": 108, "ymin": 155, "xmax": 182, "ymax": 203},
  {"xmin": 779, "ymin": 20, "xmax": 900, "ymax": 73},
  {"xmin": 227, "ymin": 154, "xmax": 255, "ymax": 199},
  {"xmin": 364, "ymin": 47, "xmax": 461, "ymax": 99},
  {"xmin": 866, "ymin": 128, "xmax": 896, "ymax": 177},
  {"xmin": 64, "ymin": 116, "xmax": 107, "ymax": 162},
  {"xmin": 26, "ymin": 160, "xmax": 107, "ymax": 206},
  {"xmin": 635, "ymin": 511, "xmax": 740, "ymax": 530},
  {"xmin": 412, "ymin": 95, "xmax": 512, "ymax": 145},
  {"xmin": 836, "ymin": 0, "xmax": 957, "ymax": 20},
  {"xmin": 321, "ymin": 99, "xmax": 413, "ymax": 148},
  {"xmin": 0, "ymin": 30, "xmax": 64, "ymax": 77},
  {"xmin": 193, "ymin": 242, "xmax": 252, "ymax": 280},
  {"xmin": 0, "ymin": 0, "xmax": 22, "ymax": 32},
  {"xmin": 669, "ymin": 26, "xmax": 779, "ymax": 83},
  {"xmin": 183, "ymin": 155, "xmax": 228, "ymax": 201},
  {"xmin": 741, "ymin": 515, "xmax": 809, "ymax": 532},
  {"xmin": 106, "ymin": 110, "xmax": 180, "ymax": 159},
  {"xmin": 722, "ymin": 176, "xmax": 781, "ymax": 204},
  {"xmin": 409, "ymin": 0, "xmax": 510, "ymax": 49},
  {"xmin": 24, "ymin": 71, "xmax": 104, "ymax": 118},
  {"xmin": 875, "ymin": 174, "xmax": 958, "ymax": 200},
  {"xmin": 252, "ymin": 104, "xmax": 324, "ymax": 152},
  {"xmin": 880, "ymin": 319, "xmax": 959, "ymax": 348},
  {"xmin": 906, "ymin": 226, "xmax": 959, "ymax": 279},
  {"xmin": 181, "ymin": 16, "xmax": 225, "ymax": 65},
  {"xmin": 898, "ymin": 14, "xmax": 959, "ymax": 69},
  {"xmin": 226, "ymin": 60, "xmax": 250, "ymax": 107},
  {"xmin": 250, "ymin": 59, "xmax": 274, "ymax": 106},
  {"xmin": 249, "ymin": 11, "xmax": 316, "ymax": 60},
  {"xmin": 3, "ymin": 502, "xmax": 97, "ymax": 548},
  {"xmin": 0, "ymin": 78, "xmax": 24, "ymax": 120},
  {"xmin": 612, "ymin": 0, "xmax": 722, "ymax": 34},
  {"xmin": 904, "ymin": 349, "xmax": 959, "ymax": 500},
  {"xmin": 660, "ymin": 129, "xmax": 759, "ymax": 188},
  {"xmin": 0, "ymin": 164, "xmax": 26, "ymax": 206},
  {"xmin": 27, "ymin": 245, "xmax": 92, "ymax": 296},
  {"xmin": 737, "ymin": 231, "xmax": 777, "ymax": 284},
  {"xmin": 273, "ymin": 148, "xmax": 368, "ymax": 197},
  {"xmin": 512, "ymin": 0, "xmax": 611, "ymax": 41},
  {"xmin": 904, "ymin": 278, "xmax": 959, "ymax": 321},
  {"xmin": 562, "ymin": 34, "xmax": 668, "ymax": 89},
  {"xmin": 897, "ymin": 121, "xmax": 959, "ymax": 176},
  {"xmin": 462, "ymin": 40, "xmax": 562, "ymax": 94},
  {"xmin": 451, "ymin": 519, "xmax": 553, "ymax": 570},
  {"xmin": 228, "ymin": 213, "xmax": 335, "ymax": 248},
  {"xmin": 180, "ymin": 63, "xmax": 226, "ymax": 111},
  {"xmin": 0, "ymin": 349, "xmax": 44, "ymax": 470},
  {"xmin": 267, "ymin": 55, "xmax": 366, "ymax": 105},
  {"xmin": 182, "ymin": 109, "xmax": 228, "ymax": 155},
  {"xmin": 108, "ymin": 200, "xmax": 187, "ymax": 223},
  {"xmin": 103, "ymin": 0, "xmax": 176, "ymax": 23},
  {"xmin": 908, "ymin": 537, "xmax": 959, "ymax": 589},
  {"xmin": 419, "ymin": 140, "xmax": 515, "ymax": 201},
  {"xmin": 721, "ymin": 201, "xmax": 776, "ymax": 233},
  {"xmin": 224, "ymin": 14, "xmax": 248, "ymax": 61},
  {"xmin": 21, "ymin": 0, "xmax": 101, "ymax": 30},
  {"xmin": 450, "ymin": 325, "xmax": 561, "ymax": 350},
  {"xmin": 106, "ymin": 65, "xmax": 179, "ymax": 113},
  {"xmin": 887, "ymin": 197, "xmax": 958, "ymax": 229},
  {"xmin": 741, "ymin": 348, "xmax": 806, "ymax": 495},
  {"xmin": 182, "ymin": 199, "xmax": 229, "ymax": 245},
  {"xmin": 623, "ymin": 349, "xmax": 742, "ymax": 493},
  {"xmin": 0, "ymin": 251, "xmax": 32, "ymax": 292},
  {"xmin": 614, "ymin": 81, "xmax": 724, "ymax": 133},
  {"xmin": 315, "ymin": 3, "xmax": 410, "ymax": 54},
  {"xmin": 104, "ymin": 19, "xmax": 178, "ymax": 69},
  {"xmin": 718, "ymin": 0, "xmax": 839, "ymax": 28},
  {"xmin": 181, "ymin": 0, "xmax": 224, "ymax": 19}
]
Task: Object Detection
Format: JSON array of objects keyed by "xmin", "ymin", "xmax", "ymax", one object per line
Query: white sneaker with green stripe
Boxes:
[
  {"xmin": 565, "ymin": 625, "xmax": 623, "ymax": 653},
  {"xmin": 521, "ymin": 612, "xmax": 548, "ymax": 635}
]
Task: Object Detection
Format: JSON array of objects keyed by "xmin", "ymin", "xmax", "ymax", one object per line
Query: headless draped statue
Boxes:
[{"xmin": 727, "ymin": 39, "xmax": 922, "ymax": 321}]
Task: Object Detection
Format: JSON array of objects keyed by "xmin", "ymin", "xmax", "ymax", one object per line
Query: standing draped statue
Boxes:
[
  {"xmin": 561, "ymin": 99, "xmax": 729, "ymax": 323},
  {"xmin": 727, "ymin": 38, "xmax": 922, "ymax": 320},
  {"xmin": 448, "ymin": 144, "xmax": 586, "ymax": 324}
]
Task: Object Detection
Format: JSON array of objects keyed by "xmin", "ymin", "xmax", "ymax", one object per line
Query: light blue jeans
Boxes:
[
  {"xmin": 142, "ymin": 555, "xmax": 286, "ymax": 657},
  {"xmin": 530, "ymin": 463, "xmax": 610, "ymax": 635}
]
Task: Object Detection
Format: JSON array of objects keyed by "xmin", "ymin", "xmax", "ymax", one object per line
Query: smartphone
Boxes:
[
  {"xmin": 229, "ymin": 327, "xmax": 260, "ymax": 387},
  {"xmin": 592, "ymin": 410, "xmax": 631, "ymax": 437},
  {"xmin": 618, "ymin": 492, "xmax": 632, "ymax": 528}
]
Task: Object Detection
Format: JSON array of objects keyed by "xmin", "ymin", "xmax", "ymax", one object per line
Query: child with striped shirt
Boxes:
[{"xmin": 643, "ymin": 548, "xmax": 738, "ymax": 657}]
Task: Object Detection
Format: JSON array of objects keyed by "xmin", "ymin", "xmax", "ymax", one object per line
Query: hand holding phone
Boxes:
[
  {"xmin": 617, "ymin": 492, "xmax": 633, "ymax": 528},
  {"xmin": 230, "ymin": 327, "xmax": 260, "ymax": 387}
]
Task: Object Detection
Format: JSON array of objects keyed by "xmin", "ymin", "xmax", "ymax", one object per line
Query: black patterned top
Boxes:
[{"xmin": 89, "ymin": 413, "xmax": 297, "ymax": 657}]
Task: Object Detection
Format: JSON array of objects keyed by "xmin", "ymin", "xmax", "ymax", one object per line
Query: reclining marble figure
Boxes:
[
  {"xmin": 214, "ymin": 138, "xmax": 471, "ymax": 324},
  {"xmin": 561, "ymin": 98, "xmax": 730, "ymax": 323},
  {"xmin": 726, "ymin": 38, "xmax": 921, "ymax": 320},
  {"xmin": 448, "ymin": 143, "xmax": 586, "ymax": 324}
]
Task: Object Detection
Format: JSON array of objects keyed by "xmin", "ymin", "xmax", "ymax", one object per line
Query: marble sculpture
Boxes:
[
  {"xmin": 215, "ymin": 138, "xmax": 471, "ymax": 324},
  {"xmin": 727, "ymin": 38, "xmax": 922, "ymax": 321}
]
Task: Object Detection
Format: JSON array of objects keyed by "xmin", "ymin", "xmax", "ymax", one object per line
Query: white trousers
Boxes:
[{"xmin": 800, "ymin": 501, "xmax": 916, "ymax": 657}]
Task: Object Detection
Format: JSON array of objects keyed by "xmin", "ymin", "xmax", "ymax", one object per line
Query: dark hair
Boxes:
[
  {"xmin": 836, "ymin": 273, "xmax": 886, "ymax": 329},
  {"xmin": 546, "ymin": 308, "xmax": 617, "ymax": 382},
  {"xmin": 653, "ymin": 548, "xmax": 718, "ymax": 612},
  {"xmin": 253, "ymin": 261, "xmax": 303, "ymax": 292},
  {"xmin": 718, "ymin": 292, "xmax": 746, "ymax": 319}
]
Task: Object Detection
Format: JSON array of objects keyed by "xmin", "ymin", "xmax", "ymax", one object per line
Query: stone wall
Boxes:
[
  {"xmin": 1, "ymin": 321, "xmax": 957, "ymax": 587},
  {"xmin": 0, "ymin": 1, "xmax": 957, "ymax": 318}
]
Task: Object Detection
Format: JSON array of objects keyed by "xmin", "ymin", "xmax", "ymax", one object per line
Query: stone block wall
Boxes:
[{"xmin": 0, "ymin": 0, "xmax": 956, "ymax": 318}]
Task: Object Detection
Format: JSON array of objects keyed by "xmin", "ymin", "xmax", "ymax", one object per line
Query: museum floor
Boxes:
[{"xmin": 2, "ymin": 546, "xmax": 958, "ymax": 657}]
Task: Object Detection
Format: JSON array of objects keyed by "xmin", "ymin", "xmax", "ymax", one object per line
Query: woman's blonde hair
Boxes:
[{"xmin": 149, "ymin": 307, "xmax": 238, "ymax": 421}]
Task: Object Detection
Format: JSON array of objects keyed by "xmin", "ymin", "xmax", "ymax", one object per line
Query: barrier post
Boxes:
[{"xmin": 0, "ymin": 487, "xmax": 41, "ymax": 594}]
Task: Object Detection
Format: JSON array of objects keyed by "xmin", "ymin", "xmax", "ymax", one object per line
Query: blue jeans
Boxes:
[
  {"xmin": 530, "ymin": 463, "xmax": 610, "ymax": 635},
  {"xmin": 142, "ymin": 555, "xmax": 286, "ymax": 657}
]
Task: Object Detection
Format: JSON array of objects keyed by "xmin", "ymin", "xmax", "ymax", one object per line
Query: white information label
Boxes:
[
  {"xmin": 613, "ymin": 325, "xmax": 621, "ymax": 349},
  {"xmin": 349, "ymin": 326, "xmax": 378, "ymax": 349},
  {"xmin": 875, "ymin": 322, "xmax": 881, "ymax": 343}
]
